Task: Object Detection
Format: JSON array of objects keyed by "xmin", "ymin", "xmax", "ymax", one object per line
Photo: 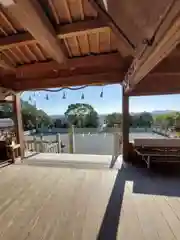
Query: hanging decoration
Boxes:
[
  {"xmin": 81, "ymin": 93, "xmax": 84, "ymax": 99},
  {"xmin": 100, "ymin": 88, "xmax": 103, "ymax": 98},
  {"xmin": 62, "ymin": 91, "xmax": 66, "ymax": 99},
  {"xmin": 28, "ymin": 96, "xmax": 32, "ymax": 102},
  {"xmin": 45, "ymin": 94, "xmax": 49, "ymax": 100},
  {"xmin": 27, "ymin": 84, "xmax": 108, "ymax": 106}
]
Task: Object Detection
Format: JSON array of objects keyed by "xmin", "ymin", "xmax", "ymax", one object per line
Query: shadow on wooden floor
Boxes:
[
  {"xmin": 97, "ymin": 168, "xmax": 125, "ymax": 240},
  {"xmin": 97, "ymin": 163, "xmax": 180, "ymax": 240}
]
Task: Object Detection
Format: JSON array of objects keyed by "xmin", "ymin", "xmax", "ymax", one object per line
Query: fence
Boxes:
[
  {"xmin": 25, "ymin": 127, "xmax": 122, "ymax": 155},
  {"xmin": 25, "ymin": 134, "xmax": 62, "ymax": 153}
]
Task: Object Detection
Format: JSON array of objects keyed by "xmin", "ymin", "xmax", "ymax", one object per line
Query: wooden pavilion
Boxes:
[{"xmin": 0, "ymin": 0, "xmax": 179, "ymax": 161}]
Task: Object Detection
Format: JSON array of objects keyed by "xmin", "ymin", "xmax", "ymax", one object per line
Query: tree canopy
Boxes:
[
  {"xmin": 105, "ymin": 113, "xmax": 122, "ymax": 127},
  {"xmin": 64, "ymin": 103, "xmax": 99, "ymax": 128},
  {"xmin": 0, "ymin": 100, "xmax": 52, "ymax": 131},
  {"xmin": 153, "ymin": 112, "xmax": 179, "ymax": 130},
  {"xmin": 105, "ymin": 112, "xmax": 153, "ymax": 128},
  {"xmin": 131, "ymin": 112, "xmax": 153, "ymax": 128}
]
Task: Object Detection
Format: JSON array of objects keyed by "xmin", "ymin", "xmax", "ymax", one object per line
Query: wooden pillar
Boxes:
[
  {"xmin": 13, "ymin": 93, "xmax": 25, "ymax": 159},
  {"xmin": 56, "ymin": 133, "xmax": 61, "ymax": 153},
  {"xmin": 122, "ymin": 89, "xmax": 129, "ymax": 162},
  {"xmin": 68, "ymin": 125, "xmax": 75, "ymax": 153}
]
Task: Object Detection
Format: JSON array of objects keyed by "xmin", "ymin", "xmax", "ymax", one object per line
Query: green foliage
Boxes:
[
  {"xmin": 105, "ymin": 113, "xmax": 122, "ymax": 127},
  {"xmin": 0, "ymin": 103, "xmax": 12, "ymax": 118},
  {"xmin": 0, "ymin": 100, "xmax": 52, "ymax": 131},
  {"xmin": 153, "ymin": 112, "xmax": 176, "ymax": 129},
  {"xmin": 21, "ymin": 101, "xmax": 52, "ymax": 130},
  {"xmin": 64, "ymin": 103, "xmax": 99, "ymax": 128},
  {"xmin": 131, "ymin": 112, "xmax": 153, "ymax": 128}
]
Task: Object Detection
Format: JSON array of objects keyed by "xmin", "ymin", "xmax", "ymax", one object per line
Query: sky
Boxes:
[{"xmin": 21, "ymin": 84, "xmax": 180, "ymax": 115}]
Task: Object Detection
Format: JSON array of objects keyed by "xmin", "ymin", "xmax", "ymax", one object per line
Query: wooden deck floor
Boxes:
[
  {"xmin": 24, "ymin": 152, "xmax": 123, "ymax": 169},
  {"xmin": 1, "ymin": 164, "xmax": 180, "ymax": 239}
]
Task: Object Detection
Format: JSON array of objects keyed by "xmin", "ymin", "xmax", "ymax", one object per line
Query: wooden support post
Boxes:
[
  {"xmin": 56, "ymin": 133, "xmax": 61, "ymax": 153},
  {"xmin": 13, "ymin": 93, "xmax": 24, "ymax": 159},
  {"xmin": 122, "ymin": 89, "xmax": 129, "ymax": 162},
  {"xmin": 33, "ymin": 136, "xmax": 37, "ymax": 152},
  {"xmin": 40, "ymin": 134, "xmax": 44, "ymax": 152},
  {"xmin": 68, "ymin": 125, "xmax": 75, "ymax": 153}
]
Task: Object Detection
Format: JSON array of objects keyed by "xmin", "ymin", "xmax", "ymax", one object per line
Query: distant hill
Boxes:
[
  {"xmin": 151, "ymin": 110, "xmax": 177, "ymax": 116},
  {"xmin": 131, "ymin": 110, "xmax": 177, "ymax": 116},
  {"xmin": 50, "ymin": 115, "xmax": 65, "ymax": 119}
]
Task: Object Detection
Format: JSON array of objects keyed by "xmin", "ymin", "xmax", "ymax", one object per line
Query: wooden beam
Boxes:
[
  {"xmin": 0, "ymin": 19, "xmax": 108, "ymax": 50},
  {"xmin": 13, "ymin": 93, "xmax": 24, "ymax": 159},
  {"xmin": 122, "ymin": 89, "xmax": 129, "ymax": 162},
  {"xmin": 152, "ymin": 56, "xmax": 180, "ymax": 73},
  {"xmin": 16, "ymin": 53, "xmax": 124, "ymax": 79},
  {"xmin": 88, "ymin": 0, "xmax": 134, "ymax": 56},
  {"xmin": 14, "ymin": 71, "xmax": 123, "ymax": 91},
  {"xmin": 1, "ymin": 0, "xmax": 66, "ymax": 64},
  {"xmin": 123, "ymin": 1, "xmax": 180, "ymax": 92},
  {"xmin": 130, "ymin": 73, "xmax": 180, "ymax": 96}
]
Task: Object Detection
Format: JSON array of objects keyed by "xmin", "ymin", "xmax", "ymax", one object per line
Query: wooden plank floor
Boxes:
[
  {"xmin": 0, "ymin": 164, "xmax": 180, "ymax": 239},
  {"xmin": 24, "ymin": 153, "xmax": 123, "ymax": 169}
]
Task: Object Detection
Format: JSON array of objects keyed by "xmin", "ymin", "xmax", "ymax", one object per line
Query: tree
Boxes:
[
  {"xmin": 131, "ymin": 112, "xmax": 153, "ymax": 128},
  {"xmin": 0, "ymin": 100, "xmax": 52, "ymax": 131},
  {"xmin": 0, "ymin": 103, "xmax": 12, "ymax": 118},
  {"xmin": 21, "ymin": 101, "xmax": 52, "ymax": 130},
  {"xmin": 105, "ymin": 113, "xmax": 122, "ymax": 127},
  {"xmin": 154, "ymin": 113, "xmax": 176, "ymax": 130},
  {"xmin": 65, "ymin": 103, "xmax": 99, "ymax": 128}
]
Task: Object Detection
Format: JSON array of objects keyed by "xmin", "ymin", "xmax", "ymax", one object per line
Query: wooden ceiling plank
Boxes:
[
  {"xmin": 63, "ymin": 38, "xmax": 72, "ymax": 57},
  {"xmin": 88, "ymin": 0, "xmax": 134, "ymax": 56},
  {"xmin": 124, "ymin": 1, "xmax": 180, "ymax": 93},
  {"xmin": 75, "ymin": 36, "xmax": 82, "ymax": 55},
  {"xmin": 63, "ymin": 0, "xmax": 72, "ymax": 23},
  {"xmin": 0, "ymin": 52, "xmax": 15, "ymax": 69},
  {"xmin": 25, "ymin": 44, "xmax": 38, "ymax": 62},
  {"xmin": 8, "ymin": 48, "xmax": 23, "ymax": 64},
  {"xmin": 34, "ymin": 44, "xmax": 46, "ymax": 61},
  {"xmin": 0, "ymin": 26, "xmax": 8, "ymax": 36},
  {"xmin": 2, "ymin": 50, "xmax": 16, "ymax": 66},
  {"xmin": 0, "ymin": 19, "xmax": 108, "ymax": 51},
  {"xmin": 48, "ymin": 0, "xmax": 60, "ymax": 24},
  {"xmin": 15, "ymin": 46, "xmax": 29, "ymax": 63},
  {"xmin": 37, "ymin": 43, "xmax": 47, "ymax": 60},
  {"xmin": 0, "ymin": 10, "xmax": 17, "ymax": 34},
  {"xmin": 1, "ymin": 0, "xmax": 66, "ymax": 64},
  {"xmin": 79, "ymin": 0, "xmax": 84, "ymax": 20}
]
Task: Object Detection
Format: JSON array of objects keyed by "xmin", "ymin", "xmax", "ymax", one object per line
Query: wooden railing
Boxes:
[{"xmin": 25, "ymin": 134, "xmax": 62, "ymax": 153}]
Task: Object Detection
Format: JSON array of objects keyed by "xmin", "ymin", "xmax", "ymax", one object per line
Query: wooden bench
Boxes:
[{"xmin": 133, "ymin": 138, "xmax": 180, "ymax": 168}]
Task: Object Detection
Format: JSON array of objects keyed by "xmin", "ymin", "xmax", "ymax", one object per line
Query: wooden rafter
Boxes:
[
  {"xmin": 0, "ymin": 19, "xmax": 108, "ymax": 50},
  {"xmin": 123, "ymin": 1, "xmax": 180, "ymax": 92},
  {"xmin": 88, "ymin": 0, "xmax": 134, "ymax": 56},
  {"xmin": 1, "ymin": 0, "xmax": 66, "ymax": 64},
  {"xmin": 14, "ymin": 71, "xmax": 123, "ymax": 91}
]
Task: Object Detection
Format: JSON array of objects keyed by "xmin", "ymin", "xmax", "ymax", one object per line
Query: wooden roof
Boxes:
[{"xmin": 0, "ymin": 0, "xmax": 179, "ymax": 97}]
